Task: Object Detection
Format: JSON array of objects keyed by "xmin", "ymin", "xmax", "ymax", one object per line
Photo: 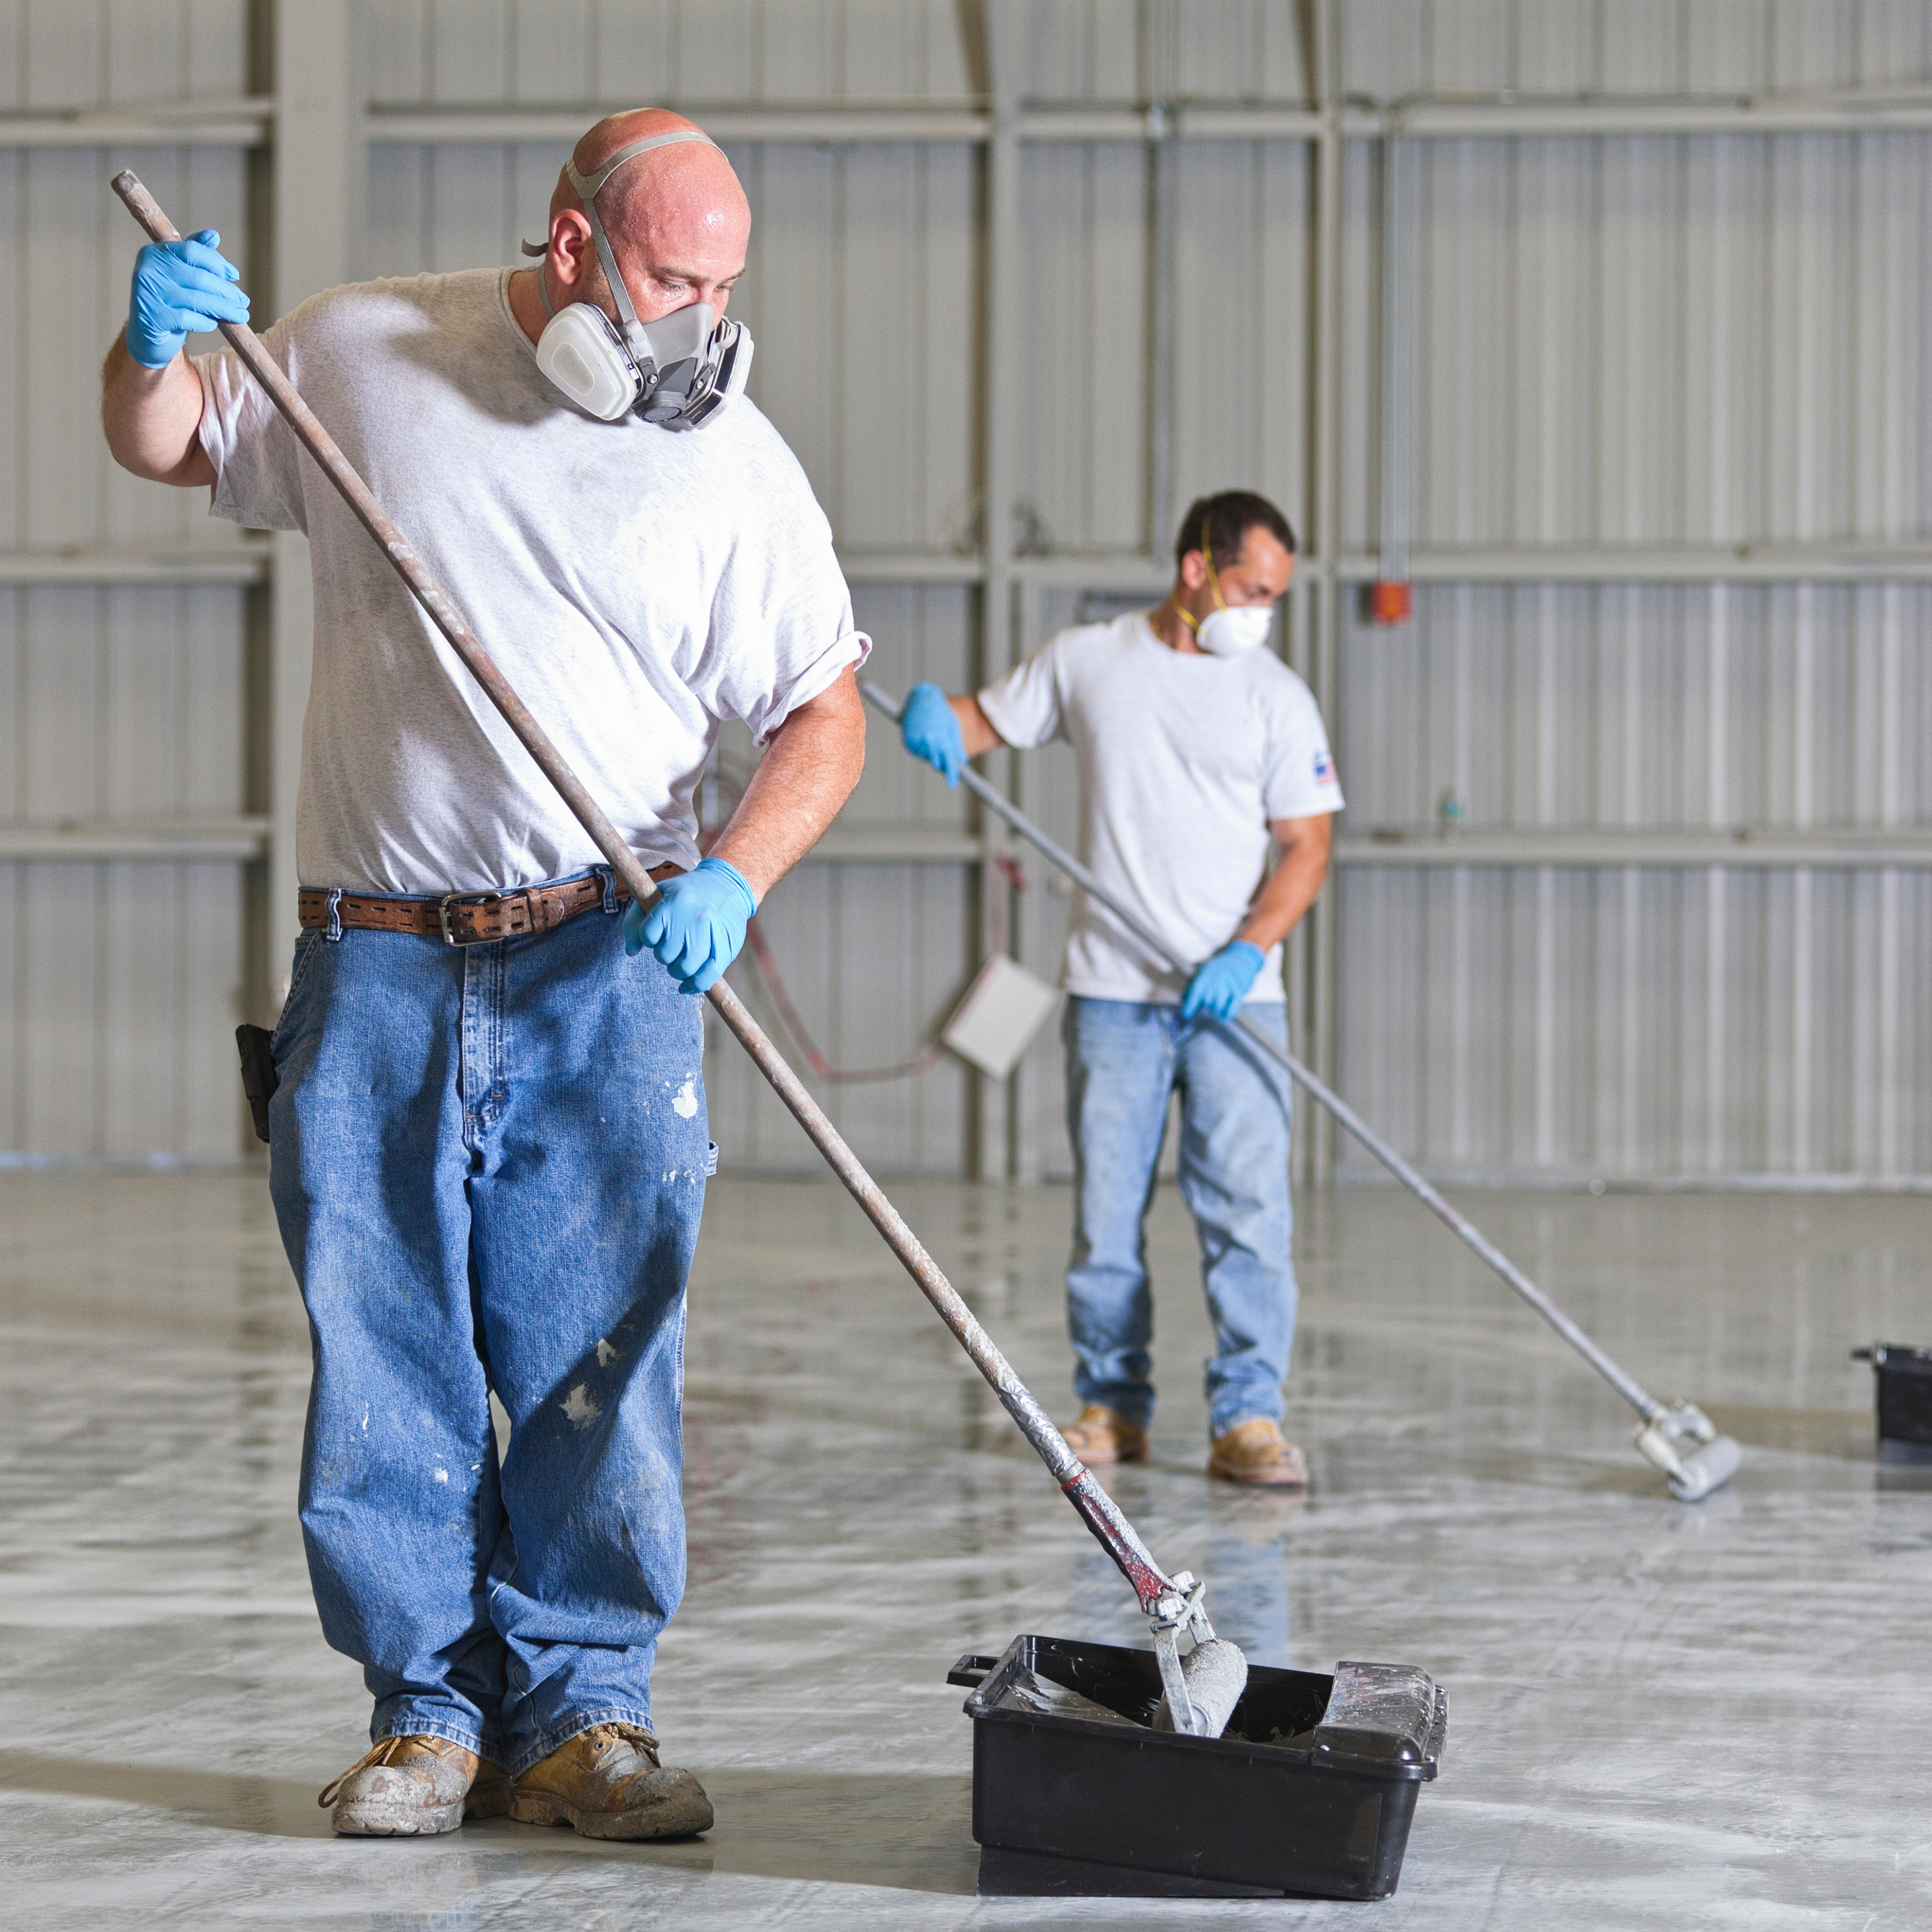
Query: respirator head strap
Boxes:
[{"xmin": 564, "ymin": 129, "xmax": 720, "ymax": 364}]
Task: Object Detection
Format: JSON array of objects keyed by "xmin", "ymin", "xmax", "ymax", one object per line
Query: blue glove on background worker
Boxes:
[
  {"xmin": 1180, "ymin": 939, "xmax": 1265, "ymax": 1021},
  {"xmin": 625, "ymin": 855, "xmax": 757, "ymax": 994},
  {"xmin": 125, "ymin": 232, "xmax": 249, "ymax": 368},
  {"xmin": 899, "ymin": 680, "xmax": 967, "ymax": 785}
]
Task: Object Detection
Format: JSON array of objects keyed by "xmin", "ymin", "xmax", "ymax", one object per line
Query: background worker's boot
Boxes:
[
  {"xmin": 511, "ymin": 1724, "xmax": 713, "ymax": 1840},
  {"xmin": 319, "ymin": 1734, "xmax": 509, "ymax": 1835},
  {"xmin": 1060, "ymin": 1402, "xmax": 1149, "ymax": 1465},
  {"xmin": 1207, "ymin": 1418, "xmax": 1309, "ymax": 1488}
]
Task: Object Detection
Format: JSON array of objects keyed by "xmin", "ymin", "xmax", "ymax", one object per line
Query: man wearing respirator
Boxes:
[
  {"xmin": 898, "ymin": 493, "xmax": 1340, "ymax": 1490},
  {"xmin": 101, "ymin": 110, "xmax": 867, "ymax": 1839}
]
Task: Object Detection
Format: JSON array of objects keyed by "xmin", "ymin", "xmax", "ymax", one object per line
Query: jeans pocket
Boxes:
[
  {"xmin": 272, "ymin": 930, "xmax": 323, "ymax": 1052},
  {"xmin": 704, "ymin": 1140, "xmax": 719, "ymax": 1178}
]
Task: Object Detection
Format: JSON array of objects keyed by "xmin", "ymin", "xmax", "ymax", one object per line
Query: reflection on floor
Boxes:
[{"xmin": 1, "ymin": 1171, "xmax": 1928, "ymax": 1928}]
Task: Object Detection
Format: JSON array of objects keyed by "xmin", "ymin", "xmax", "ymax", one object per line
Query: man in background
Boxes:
[{"xmin": 898, "ymin": 492, "xmax": 1339, "ymax": 1486}]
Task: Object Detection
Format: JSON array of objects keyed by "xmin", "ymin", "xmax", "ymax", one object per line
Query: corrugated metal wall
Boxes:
[
  {"xmin": 1336, "ymin": 3, "xmax": 1932, "ymax": 1183},
  {"xmin": 6, "ymin": 1, "xmax": 1929, "ymax": 1185},
  {"xmin": 0, "ymin": 4, "xmax": 255, "ymax": 1163}
]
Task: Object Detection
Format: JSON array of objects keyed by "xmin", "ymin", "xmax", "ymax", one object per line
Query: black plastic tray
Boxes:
[
  {"xmin": 951, "ymin": 1633, "xmax": 1446, "ymax": 1899},
  {"xmin": 1854, "ymin": 1344, "xmax": 1932, "ymax": 1463}
]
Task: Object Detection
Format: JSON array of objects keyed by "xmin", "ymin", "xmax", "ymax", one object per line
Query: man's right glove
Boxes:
[
  {"xmin": 899, "ymin": 681, "xmax": 966, "ymax": 787},
  {"xmin": 125, "ymin": 231, "xmax": 250, "ymax": 369},
  {"xmin": 1180, "ymin": 941, "xmax": 1265, "ymax": 1022},
  {"xmin": 624, "ymin": 856, "xmax": 757, "ymax": 995}
]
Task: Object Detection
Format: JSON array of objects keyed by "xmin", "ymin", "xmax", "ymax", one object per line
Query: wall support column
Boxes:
[{"xmin": 263, "ymin": 0, "xmax": 357, "ymax": 1014}]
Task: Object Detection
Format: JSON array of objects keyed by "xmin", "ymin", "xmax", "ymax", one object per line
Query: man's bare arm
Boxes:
[
  {"xmin": 1235, "ymin": 813, "xmax": 1334, "ymax": 954},
  {"xmin": 101, "ymin": 337, "xmax": 215, "ymax": 487},
  {"xmin": 947, "ymin": 692, "xmax": 1005, "ymax": 758},
  {"xmin": 707, "ymin": 667, "xmax": 867, "ymax": 900}
]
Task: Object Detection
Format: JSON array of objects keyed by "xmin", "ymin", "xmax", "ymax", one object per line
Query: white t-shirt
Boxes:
[
  {"xmin": 196, "ymin": 270, "xmax": 868, "ymax": 894},
  {"xmin": 978, "ymin": 614, "xmax": 1342, "ymax": 1005}
]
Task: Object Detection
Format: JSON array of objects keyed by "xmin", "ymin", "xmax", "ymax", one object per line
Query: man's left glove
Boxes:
[
  {"xmin": 623, "ymin": 856, "xmax": 757, "ymax": 995},
  {"xmin": 125, "ymin": 231, "xmax": 250, "ymax": 368},
  {"xmin": 1180, "ymin": 940, "xmax": 1265, "ymax": 1021}
]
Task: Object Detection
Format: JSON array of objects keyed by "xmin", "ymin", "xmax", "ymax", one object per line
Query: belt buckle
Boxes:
[{"xmin": 438, "ymin": 891, "xmax": 502, "ymax": 946}]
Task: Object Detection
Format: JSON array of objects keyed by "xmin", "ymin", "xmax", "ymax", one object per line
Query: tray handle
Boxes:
[{"xmin": 947, "ymin": 1653, "xmax": 998, "ymax": 1688}]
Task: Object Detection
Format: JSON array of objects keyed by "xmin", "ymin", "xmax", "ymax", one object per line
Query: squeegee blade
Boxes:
[{"xmin": 1666, "ymin": 1434, "xmax": 1743, "ymax": 1502}]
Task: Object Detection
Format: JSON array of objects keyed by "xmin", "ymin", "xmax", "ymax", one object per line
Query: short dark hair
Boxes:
[{"xmin": 1174, "ymin": 491, "xmax": 1297, "ymax": 574}]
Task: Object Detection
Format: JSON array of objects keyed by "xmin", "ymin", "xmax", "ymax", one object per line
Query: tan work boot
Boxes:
[
  {"xmin": 511, "ymin": 1724, "xmax": 713, "ymax": 1840},
  {"xmin": 1060, "ymin": 1402, "xmax": 1149, "ymax": 1465},
  {"xmin": 1207, "ymin": 1417, "xmax": 1309, "ymax": 1488},
  {"xmin": 318, "ymin": 1733, "xmax": 510, "ymax": 1836}
]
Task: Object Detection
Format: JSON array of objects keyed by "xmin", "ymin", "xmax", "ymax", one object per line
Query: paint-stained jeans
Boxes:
[
  {"xmin": 267, "ymin": 871, "xmax": 712, "ymax": 1776},
  {"xmin": 1063, "ymin": 995, "xmax": 1296, "ymax": 1441}
]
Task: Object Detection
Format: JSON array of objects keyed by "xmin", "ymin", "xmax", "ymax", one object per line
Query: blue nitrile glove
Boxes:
[
  {"xmin": 125, "ymin": 230, "xmax": 250, "ymax": 368},
  {"xmin": 899, "ymin": 680, "xmax": 966, "ymax": 787},
  {"xmin": 1180, "ymin": 940, "xmax": 1266, "ymax": 1022},
  {"xmin": 623, "ymin": 856, "xmax": 757, "ymax": 995}
]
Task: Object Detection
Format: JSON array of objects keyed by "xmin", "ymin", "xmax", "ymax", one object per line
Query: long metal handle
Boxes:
[
  {"xmin": 111, "ymin": 171, "xmax": 1184, "ymax": 1616},
  {"xmin": 860, "ymin": 678, "xmax": 1662, "ymax": 1422}
]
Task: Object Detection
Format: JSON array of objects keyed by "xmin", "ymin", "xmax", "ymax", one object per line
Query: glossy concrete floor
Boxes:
[{"xmin": 2, "ymin": 1169, "xmax": 1929, "ymax": 1929}]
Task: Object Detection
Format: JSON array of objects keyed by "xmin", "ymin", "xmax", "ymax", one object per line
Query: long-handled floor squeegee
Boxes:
[
  {"xmin": 110, "ymin": 173, "xmax": 1248, "ymax": 1739},
  {"xmin": 861, "ymin": 681, "xmax": 1743, "ymax": 1504}
]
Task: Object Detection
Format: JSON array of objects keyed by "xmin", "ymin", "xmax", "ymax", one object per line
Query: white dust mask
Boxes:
[
  {"xmin": 1180, "ymin": 519, "xmax": 1276, "ymax": 655},
  {"xmin": 1195, "ymin": 603, "xmax": 1274, "ymax": 656}
]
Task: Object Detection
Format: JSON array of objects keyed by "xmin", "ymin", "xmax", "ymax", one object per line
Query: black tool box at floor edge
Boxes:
[
  {"xmin": 1854, "ymin": 1344, "xmax": 1932, "ymax": 1463},
  {"xmin": 949, "ymin": 1634, "xmax": 1447, "ymax": 1899}
]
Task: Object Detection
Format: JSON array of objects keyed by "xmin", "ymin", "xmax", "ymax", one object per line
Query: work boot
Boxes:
[
  {"xmin": 1060, "ymin": 1402, "xmax": 1149, "ymax": 1465},
  {"xmin": 319, "ymin": 1733, "xmax": 510, "ymax": 1836},
  {"xmin": 1207, "ymin": 1418, "xmax": 1309, "ymax": 1488},
  {"xmin": 510, "ymin": 1724, "xmax": 713, "ymax": 1840}
]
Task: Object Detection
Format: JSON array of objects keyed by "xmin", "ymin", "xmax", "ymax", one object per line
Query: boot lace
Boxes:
[{"xmin": 318, "ymin": 1733, "xmax": 469, "ymax": 1807}]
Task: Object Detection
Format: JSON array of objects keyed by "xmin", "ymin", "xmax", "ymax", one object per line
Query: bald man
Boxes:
[{"xmin": 102, "ymin": 112, "xmax": 867, "ymax": 1839}]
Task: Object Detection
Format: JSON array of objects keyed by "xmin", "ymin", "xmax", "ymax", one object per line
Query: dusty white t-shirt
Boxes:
[
  {"xmin": 196, "ymin": 269, "xmax": 868, "ymax": 894},
  {"xmin": 978, "ymin": 614, "xmax": 1342, "ymax": 1005}
]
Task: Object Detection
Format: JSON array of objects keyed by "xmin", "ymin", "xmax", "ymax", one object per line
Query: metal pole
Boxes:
[
  {"xmin": 977, "ymin": 0, "xmax": 1022, "ymax": 1182},
  {"xmin": 111, "ymin": 168, "xmax": 1197, "ymax": 1624},
  {"xmin": 1309, "ymin": 0, "xmax": 1344, "ymax": 1186},
  {"xmin": 1378, "ymin": 133, "xmax": 1410, "ymax": 587}
]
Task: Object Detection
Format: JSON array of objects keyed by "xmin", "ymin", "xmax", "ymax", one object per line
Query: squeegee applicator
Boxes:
[
  {"xmin": 109, "ymin": 171, "xmax": 1247, "ymax": 1739},
  {"xmin": 861, "ymin": 680, "xmax": 1742, "ymax": 1506}
]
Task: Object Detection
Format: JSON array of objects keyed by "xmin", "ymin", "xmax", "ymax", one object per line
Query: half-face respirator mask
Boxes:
[
  {"xmin": 520, "ymin": 128, "xmax": 752, "ymax": 429},
  {"xmin": 1176, "ymin": 517, "xmax": 1276, "ymax": 657}
]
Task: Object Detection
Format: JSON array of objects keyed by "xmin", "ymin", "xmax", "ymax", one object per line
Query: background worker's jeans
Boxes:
[
  {"xmin": 267, "ymin": 881, "xmax": 711, "ymax": 1776},
  {"xmin": 1062, "ymin": 994, "xmax": 1296, "ymax": 1441}
]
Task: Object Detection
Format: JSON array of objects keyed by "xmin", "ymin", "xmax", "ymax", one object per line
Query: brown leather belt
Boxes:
[{"xmin": 298, "ymin": 863, "xmax": 682, "ymax": 946}]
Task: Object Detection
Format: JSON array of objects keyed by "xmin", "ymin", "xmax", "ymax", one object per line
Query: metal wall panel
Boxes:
[
  {"xmin": 365, "ymin": 0, "xmax": 977, "ymax": 105},
  {"xmin": 1344, "ymin": 0, "xmax": 1932, "ymax": 97},
  {"xmin": 1329, "ymin": 5, "xmax": 1932, "ymax": 1183},
  {"xmin": 14, "ymin": 1, "xmax": 1930, "ymax": 1184},
  {"xmin": 1021, "ymin": 0, "xmax": 1313, "ymax": 102},
  {"xmin": 0, "ymin": 1, "xmax": 254, "ymax": 1161},
  {"xmin": 1338, "ymin": 585, "xmax": 1932, "ymax": 1179}
]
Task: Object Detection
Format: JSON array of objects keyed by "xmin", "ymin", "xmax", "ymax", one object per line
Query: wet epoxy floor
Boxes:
[{"xmin": 1, "ymin": 1170, "xmax": 1929, "ymax": 1928}]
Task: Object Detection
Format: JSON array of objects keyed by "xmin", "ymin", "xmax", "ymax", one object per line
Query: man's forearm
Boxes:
[
  {"xmin": 1236, "ymin": 821, "xmax": 1333, "ymax": 954},
  {"xmin": 707, "ymin": 667, "xmax": 866, "ymax": 900},
  {"xmin": 947, "ymin": 692, "xmax": 1005, "ymax": 758},
  {"xmin": 101, "ymin": 338, "xmax": 216, "ymax": 487}
]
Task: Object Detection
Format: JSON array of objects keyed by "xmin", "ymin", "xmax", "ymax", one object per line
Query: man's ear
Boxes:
[
  {"xmin": 1178, "ymin": 548, "xmax": 1209, "ymax": 594},
  {"xmin": 548, "ymin": 211, "xmax": 596, "ymax": 294}
]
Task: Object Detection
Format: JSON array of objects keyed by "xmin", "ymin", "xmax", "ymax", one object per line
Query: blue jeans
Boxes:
[
  {"xmin": 267, "ymin": 873, "xmax": 711, "ymax": 1775},
  {"xmin": 1063, "ymin": 995, "xmax": 1296, "ymax": 1440}
]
